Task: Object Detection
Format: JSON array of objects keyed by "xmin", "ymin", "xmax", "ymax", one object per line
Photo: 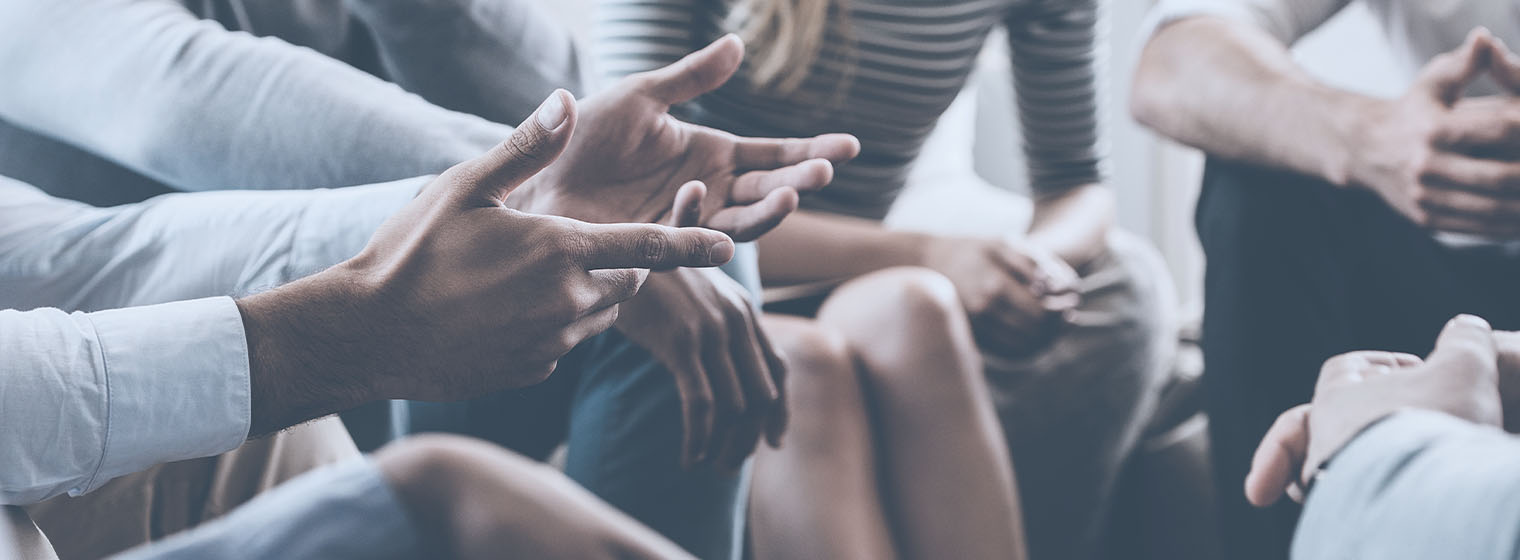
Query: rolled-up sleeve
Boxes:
[
  {"xmin": 0, "ymin": 298, "xmax": 250, "ymax": 505},
  {"xmin": 1140, "ymin": 0, "xmax": 1352, "ymax": 46}
]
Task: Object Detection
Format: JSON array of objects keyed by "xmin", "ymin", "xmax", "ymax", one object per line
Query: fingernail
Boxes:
[
  {"xmin": 1455, "ymin": 314, "xmax": 1492, "ymax": 329},
  {"xmin": 536, "ymin": 92, "xmax": 568, "ymax": 131},
  {"xmin": 709, "ymin": 240, "xmax": 735, "ymax": 265}
]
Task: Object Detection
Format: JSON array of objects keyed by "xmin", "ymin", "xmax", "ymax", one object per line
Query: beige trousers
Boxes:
[{"xmin": 7, "ymin": 416, "xmax": 357, "ymax": 560}]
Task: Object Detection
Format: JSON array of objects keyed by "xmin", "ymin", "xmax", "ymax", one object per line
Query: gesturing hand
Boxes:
[
  {"xmin": 1349, "ymin": 28, "xmax": 1520, "ymax": 237},
  {"xmin": 511, "ymin": 34, "xmax": 861, "ymax": 241},
  {"xmin": 612, "ymin": 183, "xmax": 788, "ymax": 470},
  {"xmin": 924, "ymin": 236, "xmax": 1079, "ymax": 356},
  {"xmin": 1243, "ymin": 315, "xmax": 1503, "ymax": 508},
  {"xmin": 239, "ymin": 92, "xmax": 737, "ymax": 433}
]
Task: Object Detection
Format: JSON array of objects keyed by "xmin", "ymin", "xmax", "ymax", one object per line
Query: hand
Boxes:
[
  {"xmin": 1348, "ymin": 28, "xmax": 1520, "ymax": 237},
  {"xmin": 377, "ymin": 435, "xmax": 695, "ymax": 560},
  {"xmin": 612, "ymin": 184, "xmax": 788, "ymax": 470},
  {"xmin": 511, "ymin": 34, "xmax": 862, "ymax": 241},
  {"xmin": 239, "ymin": 92, "xmax": 736, "ymax": 434},
  {"xmin": 1244, "ymin": 315, "xmax": 1503, "ymax": 507},
  {"xmin": 923, "ymin": 236, "xmax": 1079, "ymax": 355}
]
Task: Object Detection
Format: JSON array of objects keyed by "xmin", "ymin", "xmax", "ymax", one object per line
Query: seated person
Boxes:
[
  {"xmin": 1, "ymin": 110, "xmax": 725, "ymax": 559},
  {"xmin": 1245, "ymin": 315, "xmax": 1520, "ymax": 559},
  {"xmin": 1132, "ymin": 1, "xmax": 1520, "ymax": 555},
  {"xmin": 596, "ymin": 0, "xmax": 1174, "ymax": 557},
  {"xmin": 0, "ymin": 2, "xmax": 859, "ymax": 553}
]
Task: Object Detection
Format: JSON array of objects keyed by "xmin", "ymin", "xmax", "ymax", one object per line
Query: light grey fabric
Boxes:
[
  {"xmin": 112, "ymin": 459, "xmax": 420, "ymax": 560},
  {"xmin": 1294, "ymin": 409, "xmax": 1520, "ymax": 560},
  {"xmin": 983, "ymin": 230, "xmax": 1177, "ymax": 560}
]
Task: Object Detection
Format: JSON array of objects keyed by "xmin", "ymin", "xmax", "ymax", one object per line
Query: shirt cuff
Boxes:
[
  {"xmin": 81, "ymin": 297, "xmax": 251, "ymax": 495},
  {"xmin": 286, "ymin": 178, "xmax": 429, "ymax": 280}
]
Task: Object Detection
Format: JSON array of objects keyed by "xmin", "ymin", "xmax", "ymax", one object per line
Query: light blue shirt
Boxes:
[{"xmin": 0, "ymin": 175, "xmax": 420, "ymax": 505}]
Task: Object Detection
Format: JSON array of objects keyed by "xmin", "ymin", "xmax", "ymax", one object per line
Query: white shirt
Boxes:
[
  {"xmin": 1146, "ymin": 0, "xmax": 1520, "ymax": 249},
  {"xmin": 0, "ymin": 175, "xmax": 420, "ymax": 505}
]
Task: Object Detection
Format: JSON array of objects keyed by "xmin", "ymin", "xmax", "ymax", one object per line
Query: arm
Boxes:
[
  {"xmin": 1129, "ymin": 9, "xmax": 1363, "ymax": 185},
  {"xmin": 757, "ymin": 210, "xmax": 937, "ymax": 286},
  {"xmin": 1294, "ymin": 410, "xmax": 1520, "ymax": 560},
  {"xmin": 0, "ymin": 175, "xmax": 421, "ymax": 312},
  {"xmin": 0, "ymin": 0, "xmax": 509, "ymax": 192},
  {"xmin": 1005, "ymin": 0, "xmax": 1112, "ymax": 268}
]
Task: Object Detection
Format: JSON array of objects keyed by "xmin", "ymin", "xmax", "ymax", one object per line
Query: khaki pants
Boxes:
[{"xmin": 9, "ymin": 416, "xmax": 357, "ymax": 560}]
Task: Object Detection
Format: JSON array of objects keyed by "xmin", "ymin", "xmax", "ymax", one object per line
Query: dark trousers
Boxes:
[{"xmin": 1196, "ymin": 158, "xmax": 1520, "ymax": 559}]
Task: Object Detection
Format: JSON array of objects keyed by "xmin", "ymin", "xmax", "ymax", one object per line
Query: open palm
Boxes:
[{"xmin": 512, "ymin": 35, "xmax": 859, "ymax": 241}]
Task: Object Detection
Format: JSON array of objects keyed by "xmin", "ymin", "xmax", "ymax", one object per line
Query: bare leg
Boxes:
[
  {"xmin": 749, "ymin": 314, "xmax": 897, "ymax": 560},
  {"xmin": 816, "ymin": 267, "xmax": 1026, "ymax": 560},
  {"xmin": 375, "ymin": 434, "xmax": 692, "ymax": 560}
]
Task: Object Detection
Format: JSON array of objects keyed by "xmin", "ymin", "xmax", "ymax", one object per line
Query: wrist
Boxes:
[
  {"xmin": 237, "ymin": 265, "xmax": 389, "ymax": 435},
  {"xmin": 1335, "ymin": 96, "xmax": 1399, "ymax": 189}
]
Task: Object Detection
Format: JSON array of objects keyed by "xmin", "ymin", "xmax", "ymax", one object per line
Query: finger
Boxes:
[
  {"xmin": 448, "ymin": 90, "xmax": 576, "ymax": 205},
  {"xmin": 731, "ymin": 159, "xmax": 835, "ymax": 201},
  {"xmin": 1317, "ymin": 351, "xmax": 1392, "ymax": 390},
  {"xmin": 1483, "ymin": 34, "xmax": 1520, "ymax": 92},
  {"xmin": 576, "ymin": 223, "xmax": 736, "ymax": 270},
  {"xmin": 1433, "ymin": 98, "xmax": 1520, "ymax": 151},
  {"xmin": 989, "ymin": 245, "xmax": 1045, "ymax": 287},
  {"xmin": 634, "ymin": 34, "xmax": 743, "ymax": 106},
  {"xmin": 671, "ymin": 353, "xmax": 716, "ymax": 470},
  {"xmin": 701, "ymin": 328, "xmax": 747, "ymax": 468},
  {"xmin": 585, "ymin": 268, "xmax": 651, "ymax": 311},
  {"xmin": 1420, "ymin": 152, "xmax": 1520, "ymax": 194},
  {"xmin": 1427, "ymin": 313, "xmax": 1498, "ymax": 370},
  {"xmin": 1245, "ymin": 404, "xmax": 1312, "ymax": 508},
  {"xmin": 732, "ymin": 133, "xmax": 861, "ymax": 170},
  {"xmin": 703, "ymin": 188, "xmax": 800, "ymax": 242},
  {"xmin": 1425, "ymin": 209, "xmax": 1520, "ymax": 238},
  {"xmin": 1416, "ymin": 27, "xmax": 1496, "ymax": 105},
  {"xmin": 715, "ymin": 411, "xmax": 765, "ymax": 472},
  {"xmin": 730, "ymin": 311, "xmax": 782, "ymax": 451},
  {"xmin": 753, "ymin": 321, "xmax": 791, "ymax": 447},
  {"xmin": 670, "ymin": 181, "xmax": 707, "ymax": 228}
]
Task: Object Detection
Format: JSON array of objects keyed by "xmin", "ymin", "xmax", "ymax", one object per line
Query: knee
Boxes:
[
  {"xmin": 768, "ymin": 320, "xmax": 860, "ymax": 409},
  {"xmin": 821, "ymin": 266, "xmax": 965, "ymax": 335}
]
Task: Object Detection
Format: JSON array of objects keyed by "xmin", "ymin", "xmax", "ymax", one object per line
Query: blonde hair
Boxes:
[{"xmin": 728, "ymin": 0, "xmax": 847, "ymax": 95}]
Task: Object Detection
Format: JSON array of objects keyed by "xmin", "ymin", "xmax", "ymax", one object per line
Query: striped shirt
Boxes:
[{"xmin": 596, "ymin": 0, "xmax": 1105, "ymax": 220}]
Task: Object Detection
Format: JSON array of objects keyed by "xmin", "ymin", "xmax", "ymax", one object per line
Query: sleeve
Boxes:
[
  {"xmin": 0, "ymin": 298, "xmax": 251, "ymax": 505},
  {"xmin": 344, "ymin": 0, "xmax": 587, "ymax": 126},
  {"xmin": 110, "ymin": 459, "xmax": 420, "ymax": 560},
  {"xmin": 593, "ymin": 0, "xmax": 706, "ymax": 84},
  {"xmin": 1005, "ymin": 0, "xmax": 1107, "ymax": 198},
  {"xmin": 1293, "ymin": 410, "xmax": 1520, "ymax": 560},
  {"xmin": 0, "ymin": 175, "xmax": 422, "ymax": 313},
  {"xmin": 1140, "ymin": 0, "xmax": 1352, "ymax": 46},
  {"xmin": 0, "ymin": 0, "xmax": 511, "ymax": 193}
]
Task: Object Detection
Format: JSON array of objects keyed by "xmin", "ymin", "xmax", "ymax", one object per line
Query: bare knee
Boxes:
[
  {"xmin": 763, "ymin": 315, "xmax": 860, "ymax": 409},
  {"xmin": 820, "ymin": 267, "xmax": 963, "ymax": 334}
]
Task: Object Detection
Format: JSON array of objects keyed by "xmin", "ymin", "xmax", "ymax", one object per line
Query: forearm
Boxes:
[
  {"xmin": 0, "ymin": 0, "xmax": 507, "ymax": 192},
  {"xmin": 757, "ymin": 210, "xmax": 935, "ymax": 285},
  {"xmin": 1026, "ymin": 184, "xmax": 1113, "ymax": 269},
  {"xmin": 1295, "ymin": 410, "xmax": 1520, "ymax": 559},
  {"xmin": 0, "ymin": 177, "xmax": 421, "ymax": 312},
  {"xmin": 1131, "ymin": 17, "xmax": 1374, "ymax": 186}
]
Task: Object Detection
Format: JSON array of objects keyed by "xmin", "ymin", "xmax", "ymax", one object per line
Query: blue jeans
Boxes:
[{"xmin": 401, "ymin": 245, "xmax": 761, "ymax": 560}]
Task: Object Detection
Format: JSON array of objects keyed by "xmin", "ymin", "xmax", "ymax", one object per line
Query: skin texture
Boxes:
[
  {"xmin": 374, "ymin": 434, "xmax": 695, "ymax": 560},
  {"xmin": 1244, "ymin": 315, "xmax": 1505, "ymax": 508},
  {"xmin": 237, "ymin": 92, "xmax": 736, "ymax": 435},
  {"xmin": 1133, "ymin": 20, "xmax": 1520, "ymax": 237}
]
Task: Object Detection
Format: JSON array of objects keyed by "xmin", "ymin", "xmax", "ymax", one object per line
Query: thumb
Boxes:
[
  {"xmin": 1416, "ymin": 28, "xmax": 1496, "ymax": 105},
  {"xmin": 1427, "ymin": 314, "xmax": 1497, "ymax": 372},
  {"xmin": 634, "ymin": 34, "xmax": 743, "ymax": 106},
  {"xmin": 448, "ymin": 90, "xmax": 577, "ymax": 205}
]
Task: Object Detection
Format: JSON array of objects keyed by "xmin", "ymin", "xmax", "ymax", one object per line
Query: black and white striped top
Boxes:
[{"xmin": 596, "ymin": 0, "xmax": 1105, "ymax": 220}]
